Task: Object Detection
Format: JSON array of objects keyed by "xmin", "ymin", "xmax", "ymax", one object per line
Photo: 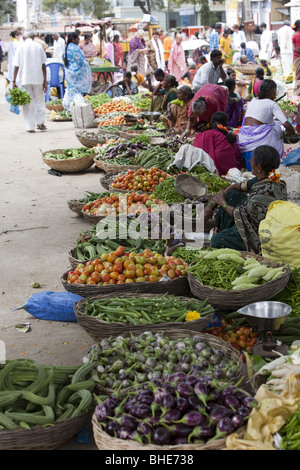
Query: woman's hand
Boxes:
[{"xmin": 212, "ymin": 191, "xmax": 226, "ymax": 207}]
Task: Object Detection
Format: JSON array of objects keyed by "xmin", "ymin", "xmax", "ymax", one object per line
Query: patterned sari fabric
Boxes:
[
  {"xmin": 212, "ymin": 178, "xmax": 288, "ymax": 253},
  {"xmin": 188, "ymin": 84, "xmax": 228, "ymax": 129},
  {"xmin": 64, "ymin": 43, "xmax": 91, "ymax": 109},
  {"xmin": 292, "ymin": 32, "xmax": 300, "ymax": 95},
  {"xmin": 226, "ymin": 98, "xmax": 244, "ymax": 127}
]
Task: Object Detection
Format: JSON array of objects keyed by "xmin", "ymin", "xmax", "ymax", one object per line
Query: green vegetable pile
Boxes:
[
  {"xmin": 172, "ymin": 247, "xmax": 212, "ymax": 264},
  {"xmin": 0, "ymin": 359, "xmax": 97, "ymax": 430},
  {"xmin": 74, "ymin": 220, "xmax": 168, "ymax": 261},
  {"xmin": 9, "ymin": 87, "xmax": 31, "ymax": 106},
  {"xmin": 78, "ymin": 191, "xmax": 114, "ymax": 204},
  {"xmin": 81, "ymin": 295, "xmax": 213, "ymax": 325},
  {"xmin": 153, "ymin": 177, "xmax": 186, "ymax": 204},
  {"xmin": 136, "ymin": 147, "xmax": 174, "ymax": 171},
  {"xmin": 188, "ymin": 248, "xmax": 285, "ymax": 290},
  {"xmin": 271, "ymin": 268, "xmax": 300, "ymax": 317},
  {"xmin": 83, "ymin": 331, "xmax": 242, "ymax": 390},
  {"xmin": 279, "ymin": 404, "xmax": 300, "ymax": 450},
  {"xmin": 85, "ymin": 93, "xmax": 112, "ymax": 108},
  {"xmin": 191, "ymin": 166, "xmax": 231, "ymax": 193},
  {"xmin": 46, "ymin": 98, "xmax": 63, "ymax": 105},
  {"xmin": 44, "ymin": 148, "xmax": 94, "ymax": 160},
  {"xmin": 130, "ymin": 93, "xmax": 151, "ymax": 110}
]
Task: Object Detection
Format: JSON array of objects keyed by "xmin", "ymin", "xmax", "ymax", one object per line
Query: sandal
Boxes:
[
  {"xmin": 37, "ymin": 124, "xmax": 47, "ymax": 130},
  {"xmin": 27, "ymin": 130, "xmax": 35, "ymax": 133}
]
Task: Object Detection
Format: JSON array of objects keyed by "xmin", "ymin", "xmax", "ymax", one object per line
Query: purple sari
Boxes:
[{"xmin": 226, "ymin": 99, "xmax": 244, "ymax": 128}]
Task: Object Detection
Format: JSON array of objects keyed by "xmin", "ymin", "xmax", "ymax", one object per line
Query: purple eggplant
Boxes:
[
  {"xmin": 95, "ymin": 403, "xmax": 111, "ymax": 422},
  {"xmin": 176, "ymin": 397, "xmax": 189, "ymax": 414},
  {"xmin": 236, "ymin": 406, "xmax": 251, "ymax": 418},
  {"xmin": 194, "ymin": 381, "xmax": 213, "ymax": 406},
  {"xmin": 162, "ymin": 408, "xmax": 182, "ymax": 422},
  {"xmin": 129, "ymin": 403, "xmax": 151, "ymax": 419},
  {"xmin": 174, "ymin": 410, "xmax": 207, "ymax": 427},
  {"xmin": 105, "ymin": 420, "xmax": 120, "ymax": 436},
  {"xmin": 187, "ymin": 424, "xmax": 216, "ymax": 443},
  {"xmin": 117, "ymin": 426, "xmax": 131, "ymax": 440},
  {"xmin": 234, "ymin": 390, "xmax": 248, "ymax": 402},
  {"xmin": 176, "ymin": 382, "xmax": 193, "ymax": 398},
  {"xmin": 171, "ymin": 437, "xmax": 189, "ymax": 445},
  {"xmin": 161, "ymin": 394, "xmax": 176, "ymax": 410},
  {"xmin": 209, "ymin": 405, "xmax": 232, "ymax": 424},
  {"xmin": 232, "ymin": 415, "xmax": 243, "ymax": 428},
  {"xmin": 242, "ymin": 396, "xmax": 257, "ymax": 409},
  {"xmin": 121, "ymin": 415, "xmax": 138, "ymax": 431},
  {"xmin": 152, "ymin": 426, "xmax": 172, "ymax": 445},
  {"xmin": 185, "ymin": 375, "xmax": 199, "ymax": 386},
  {"xmin": 162, "ymin": 423, "xmax": 193, "ymax": 437},
  {"xmin": 104, "ymin": 396, "xmax": 120, "ymax": 410},
  {"xmin": 223, "ymin": 395, "xmax": 240, "ymax": 411}
]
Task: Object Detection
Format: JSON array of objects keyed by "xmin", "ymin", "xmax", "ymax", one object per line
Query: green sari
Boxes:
[
  {"xmin": 150, "ymin": 87, "xmax": 178, "ymax": 113},
  {"xmin": 211, "ymin": 177, "xmax": 288, "ymax": 253}
]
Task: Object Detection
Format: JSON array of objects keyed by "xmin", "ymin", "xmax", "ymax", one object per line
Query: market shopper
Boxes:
[
  {"xmin": 277, "ymin": 20, "xmax": 294, "ymax": 77},
  {"xmin": 237, "ymin": 79, "xmax": 296, "ymax": 168},
  {"xmin": 168, "ymin": 34, "xmax": 187, "ymax": 82},
  {"xmin": 259, "ymin": 23, "xmax": 273, "ymax": 60},
  {"xmin": 219, "ymin": 29, "xmax": 233, "ymax": 64},
  {"xmin": 127, "ymin": 30, "xmax": 147, "ymax": 76},
  {"xmin": 113, "ymin": 35, "xmax": 124, "ymax": 68},
  {"xmin": 292, "ymin": 20, "xmax": 300, "ymax": 96},
  {"xmin": 79, "ymin": 33, "xmax": 99, "ymax": 60},
  {"xmin": 53, "ymin": 32, "xmax": 65, "ymax": 63},
  {"xmin": 6, "ymin": 30, "xmax": 21, "ymax": 88},
  {"xmin": 204, "ymin": 145, "xmax": 288, "ymax": 253},
  {"xmin": 63, "ymin": 32, "xmax": 91, "ymax": 111},
  {"xmin": 146, "ymin": 29, "xmax": 165, "ymax": 72},
  {"xmin": 163, "ymin": 31, "xmax": 173, "ymax": 66},
  {"xmin": 209, "ymin": 24, "xmax": 221, "ymax": 51},
  {"xmin": 192, "ymin": 49, "xmax": 227, "ymax": 92},
  {"xmin": 248, "ymin": 67, "xmax": 265, "ymax": 96},
  {"xmin": 163, "ymin": 85, "xmax": 194, "ymax": 133},
  {"xmin": 12, "ymin": 30, "xmax": 47, "ymax": 133},
  {"xmin": 185, "ymin": 83, "xmax": 228, "ymax": 134},
  {"xmin": 193, "ymin": 111, "xmax": 242, "ymax": 176},
  {"xmin": 224, "ymin": 78, "xmax": 244, "ymax": 128}
]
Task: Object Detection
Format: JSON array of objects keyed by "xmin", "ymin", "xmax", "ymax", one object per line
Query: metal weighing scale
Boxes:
[{"xmin": 237, "ymin": 301, "xmax": 292, "ymax": 358}]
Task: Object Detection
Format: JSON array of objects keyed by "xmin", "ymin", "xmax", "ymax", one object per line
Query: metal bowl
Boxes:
[
  {"xmin": 140, "ymin": 111, "xmax": 161, "ymax": 122},
  {"xmin": 237, "ymin": 301, "xmax": 292, "ymax": 331}
]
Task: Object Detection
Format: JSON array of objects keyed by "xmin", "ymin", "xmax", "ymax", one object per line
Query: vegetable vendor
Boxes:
[
  {"xmin": 237, "ymin": 79, "xmax": 296, "ymax": 170},
  {"xmin": 184, "ymin": 83, "xmax": 228, "ymax": 135},
  {"xmin": 104, "ymin": 71, "xmax": 139, "ymax": 97},
  {"xmin": 149, "ymin": 74, "xmax": 178, "ymax": 114},
  {"xmin": 203, "ymin": 145, "xmax": 288, "ymax": 253},
  {"xmin": 163, "ymin": 85, "xmax": 194, "ymax": 133},
  {"xmin": 193, "ymin": 112, "xmax": 242, "ymax": 176}
]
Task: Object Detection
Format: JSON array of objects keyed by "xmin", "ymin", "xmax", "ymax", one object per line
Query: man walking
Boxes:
[
  {"xmin": 259, "ymin": 23, "xmax": 273, "ymax": 60},
  {"xmin": 12, "ymin": 31, "xmax": 47, "ymax": 133},
  {"xmin": 53, "ymin": 32, "xmax": 65, "ymax": 62},
  {"xmin": 277, "ymin": 20, "xmax": 294, "ymax": 77}
]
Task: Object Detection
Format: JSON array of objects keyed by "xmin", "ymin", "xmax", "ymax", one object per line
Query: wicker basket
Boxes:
[
  {"xmin": 188, "ymin": 252, "xmax": 290, "ymax": 310},
  {"xmin": 75, "ymin": 131, "xmax": 102, "ymax": 148},
  {"xmin": 62, "ymin": 269, "xmax": 190, "ymax": 298},
  {"xmin": 99, "ymin": 173, "xmax": 116, "ymax": 190},
  {"xmin": 92, "ymin": 328, "xmax": 244, "ymax": 396},
  {"xmin": 67, "ymin": 200, "xmax": 85, "ymax": 216},
  {"xmin": 234, "ymin": 65, "xmax": 257, "ymax": 75},
  {"xmin": 74, "ymin": 293, "xmax": 214, "ymax": 340},
  {"xmin": 94, "ymin": 157, "xmax": 141, "ymax": 175},
  {"xmin": 45, "ymin": 103, "xmax": 64, "ymax": 112},
  {"xmin": 0, "ymin": 412, "xmax": 92, "ymax": 450},
  {"xmin": 92, "ymin": 414, "xmax": 245, "ymax": 450},
  {"xmin": 41, "ymin": 149, "xmax": 95, "ymax": 173}
]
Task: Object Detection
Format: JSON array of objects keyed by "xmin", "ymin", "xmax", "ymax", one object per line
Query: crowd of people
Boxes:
[{"xmin": 2, "ymin": 20, "xmax": 300, "ymax": 254}]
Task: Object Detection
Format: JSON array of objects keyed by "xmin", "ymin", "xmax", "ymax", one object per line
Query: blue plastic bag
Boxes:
[
  {"xmin": 15, "ymin": 291, "xmax": 82, "ymax": 322},
  {"xmin": 6, "ymin": 94, "xmax": 20, "ymax": 115},
  {"xmin": 282, "ymin": 147, "xmax": 300, "ymax": 166}
]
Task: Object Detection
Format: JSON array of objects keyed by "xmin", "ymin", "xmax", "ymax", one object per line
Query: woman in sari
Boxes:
[
  {"xmin": 150, "ymin": 74, "xmax": 178, "ymax": 113},
  {"xmin": 163, "ymin": 85, "xmax": 194, "ymax": 133},
  {"xmin": 79, "ymin": 33, "xmax": 99, "ymax": 83},
  {"xmin": 104, "ymin": 71, "xmax": 138, "ymax": 97},
  {"xmin": 237, "ymin": 79, "xmax": 295, "ymax": 169},
  {"xmin": 146, "ymin": 29, "xmax": 165, "ymax": 72},
  {"xmin": 292, "ymin": 20, "xmax": 300, "ymax": 95},
  {"xmin": 225, "ymin": 78, "xmax": 244, "ymax": 128},
  {"xmin": 127, "ymin": 30, "xmax": 147, "ymax": 76},
  {"xmin": 248, "ymin": 67, "xmax": 264, "ymax": 97},
  {"xmin": 204, "ymin": 145, "xmax": 287, "ymax": 253},
  {"xmin": 168, "ymin": 34, "xmax": 187, "ymax": 82},
  {"xmin": 185, "ymin": 83, "xmax": 228, "ymax": 135},
  {"xmin": 63, "ymin": 32, "xmax": 91, "ymax": 110},
  {"xmin": 219, "ymin": 29, "xmax": 233, "ymax": 64},
  {"xmin": 113, "ymin": 35, "xmax": 124, "ymax": 68},
  {"xmin": 193, "ymin": 111, "xmax": 242, "ymax": 176}
]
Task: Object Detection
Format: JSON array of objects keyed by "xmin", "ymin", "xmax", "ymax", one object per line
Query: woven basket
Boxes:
[
  {"xmin": 92, "ymin": 328, "xmax": 244, "ymax": 396},
  {"xmin": 62, "ymin": 269, "xmax": 190, "ymax": 298},
  {"xmin": 92, "ymin": 414, "xmax": 245, "ymax": 451},
  {"xmin": 67, "ymin": 200, "xmax": 85, "ymax": 216},
  {"xmin": 188, "ymin": 252, "xmax": 290, "ymax": 310},
  {"xmin": 45, "ymin": 103, "xmax": 64, "ymax": 112},
  {"xmin": 99, "ymin": 174, "xmax": 116, "ymax": 190},
  {"xmin": 0, "ymin": 412, "xmax": 92, "ymax": 450},
  {"xmin": 234, "ymin": 65, "xmax": 257, "ymax": 75},
  {"xmin": 75, "ymin": 131, "xmax": 103, "ymax": 148},
  {"xmin": 94, "ymin": 157, "xmax": 141, "ymax": 175},
  {"xmin": 74, "ymin": 293, "xmax": 214, "ymax": 340},
  {"xmin": 41, "ymin": 149, "xmax": 95, "ymax": 173}
]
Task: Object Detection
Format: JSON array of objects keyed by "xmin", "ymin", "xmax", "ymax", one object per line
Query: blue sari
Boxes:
[{"xmin": 64, "ymin": 43, "xmax": 91, "ymax": 110}]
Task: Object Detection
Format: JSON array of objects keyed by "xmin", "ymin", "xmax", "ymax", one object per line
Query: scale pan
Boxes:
[{"xmin": 237, "ymin": 301, "xmax": 291, "ymax": 331}]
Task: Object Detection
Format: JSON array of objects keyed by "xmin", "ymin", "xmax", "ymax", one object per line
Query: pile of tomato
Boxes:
[
  {"xmin": 111, "ymin": 168, "xmax": 170, "ymax": 193},
  {"xmin": 82, "ymin": 192, "xmax": 167, "ymax": 217},
  {"xmin": 94, "ymin": 100, "xmax": 140, "ymax": 115},
  {"xmin": 206, "ymin": 318, "xmax": 258, "ymax": 353},
  {"xmin": 66, "ymin": 247, "xmax": 189, "ymax": 286}
]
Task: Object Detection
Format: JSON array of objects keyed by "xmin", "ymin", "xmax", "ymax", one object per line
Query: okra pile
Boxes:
[
  {"xmin": 81, "ymin": 295, "xmax": 214, "ymax": 325},
  {"xmin": 188, "ymin": 248, "xmax": 285, "ymax": 290},
  {"xmin": 0, "ymin": 359, "xmax": 97, "ymax": 430}
]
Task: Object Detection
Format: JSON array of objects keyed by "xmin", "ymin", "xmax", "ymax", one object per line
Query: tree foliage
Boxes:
[
  {"xmin": 41, "ymin": 0, "xmax": 113, "ymax": 18},
  {"xmin": 0, "ymin": 0, "xmax": 15, "ymax": 23}
]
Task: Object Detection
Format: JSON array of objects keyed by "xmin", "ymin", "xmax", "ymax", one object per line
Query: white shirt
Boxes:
[
  {"xmin": 245, "ymin": 98, "xmax": 287, "ymax": 125},
  {"xmin": 192, "ymin": 61, "xmax": 221, "ymax": 89},
  {"xmin": 53, "ymin": 36, "xmax": 65, "ymax": 61},
  {"xmin": 13, "ymin": 38, "xmax": 47, "ymax": 86},
  {"xmin": 260, "ymin": 29, "xmax": 273, "ymax": 58},
  {"xmin": 6, "ymin": 39, "xmax": 20, "ymax": 83},
  {"xmin": 232, "ymin": 31, "xmax": 244, "ymax": 50},
  {"xmin": 277, "ymin": 25, "xmax": 294, "ymax": 54}
]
